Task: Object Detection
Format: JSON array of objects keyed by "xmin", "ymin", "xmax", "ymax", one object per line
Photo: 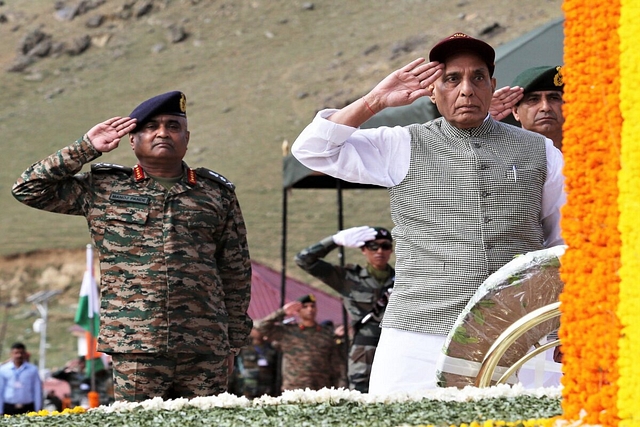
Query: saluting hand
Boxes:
[
  {"xmin": 283, "ymin": 301, "xmax": 302, "ymax": 316},
  {"xmin": 333, "ymin": 226, "xmax": 377, "ymax": 248},
  {"xmin": 489, "ymin": 86, "xmax": 524, "ymax": 121},
  {"xmin": 86, "ymin": 117, "xmax": 138, "ymax": 153},
  {"xmin": 366, "ymin": 58, "xmax": 444, "ymax": 110}
]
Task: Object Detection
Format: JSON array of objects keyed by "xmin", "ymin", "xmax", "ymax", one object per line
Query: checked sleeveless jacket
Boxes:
[{"xmin": 384, "ymin": 117, "xmax": 548, "ymax": 335}]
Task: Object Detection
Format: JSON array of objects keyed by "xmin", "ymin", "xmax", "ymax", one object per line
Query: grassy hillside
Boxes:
[{"xmin": 0, "ymin": 0, "xmax": 563, "ymax": 368}]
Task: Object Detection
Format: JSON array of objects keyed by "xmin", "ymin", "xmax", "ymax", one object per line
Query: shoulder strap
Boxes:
[
  {"xmin": 91, "ymin": 162, "xmax": 132, "ymax": 174},
  {"xmin": 195, "ymin": 167, "xmax": 235, "ymax": 191}
]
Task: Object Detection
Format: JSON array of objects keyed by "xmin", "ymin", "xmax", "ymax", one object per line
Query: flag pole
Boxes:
[
  {"xmin": 85, "ymin": 243, "xmax": 101, "ymax": 408},
  {"xmin": 86, "ymin": 244, "xmax": 97, "ymax": 394},
  {"xmin": 75, "ymin": 243, "xmax": 101, "ymax": 408}
]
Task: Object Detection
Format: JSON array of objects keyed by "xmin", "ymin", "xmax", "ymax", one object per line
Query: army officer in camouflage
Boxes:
[
  {"xmin": 12, "ymin": 91, "xmax": 252, "ymax": 402},
  {"xmin": 256, "ymin": 295, "xmax": 342, "ymax": 391},
  {"xmin": 295, "ymin": 226, "xmax": 395, "ymax": 393}
]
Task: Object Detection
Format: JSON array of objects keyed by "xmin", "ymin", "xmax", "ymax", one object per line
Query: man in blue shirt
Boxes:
[{"xmin": 0, "ymin": 342, "xmax": 43, "ymax": 415}]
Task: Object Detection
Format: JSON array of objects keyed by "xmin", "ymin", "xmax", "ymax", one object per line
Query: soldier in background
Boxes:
[
  {"xmin": 295, "ymin": 226, "xmax": 395, "ymax": 393},
  {"xmin": 52, "ymin": 356, "xmax": 114, "ymax": 406},
  {"xmin": 256, "ymin": 295, "xmax": 341, "ymax": 391},
  {"xmin": 490, "ymin": 65, "xmax": 564, "ymax": 150},
  {"xmin": 51, "ymin": 356, "xmax": 87, "ymax": 408},
  {"xmin": 326, "ymin": 322, "xmax": 349, "ymax": 389},
  {"xmin": 229, "ymin": 328, "xmax": 278, "ymax": 398},
  {"xmin": 12, "ymin": 91, "xmax": 252, "ymax": 402}
]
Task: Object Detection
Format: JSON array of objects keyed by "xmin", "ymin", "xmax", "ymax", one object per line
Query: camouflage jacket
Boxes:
[
  {"xmin": 255, "ymin": 309, "xmax": 341, "ymax": 391},
  {"xmin": 295, "ymin": 237, "xmax": 395, "ymax": 339},
  {"xmin": 230, "ymin": 343, "xmax": 278, "ymax": 398},
  {"xmin": 12, "ymin": 137, "xmax": 252, "ymax": 355}
]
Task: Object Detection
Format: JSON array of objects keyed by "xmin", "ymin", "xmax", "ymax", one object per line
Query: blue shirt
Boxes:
[{"xmin": 0, "ymin": 361, "xmax": 43, "ymax": 412}]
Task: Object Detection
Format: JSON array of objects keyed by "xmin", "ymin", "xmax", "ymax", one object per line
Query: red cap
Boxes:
[{"xmin": 429, "ymin": 33, "xmax": 495, "ymax": 76}]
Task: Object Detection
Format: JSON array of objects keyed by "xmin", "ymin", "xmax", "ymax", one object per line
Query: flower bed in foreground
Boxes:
[{"xmin": 0, "ymin": 385, "xmax": 565, "ymax": 427}]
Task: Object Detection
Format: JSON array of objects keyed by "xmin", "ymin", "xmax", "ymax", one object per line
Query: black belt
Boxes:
[{"xmin": 353, "ymin": 335, "xmax": 380, "ymax": 346}]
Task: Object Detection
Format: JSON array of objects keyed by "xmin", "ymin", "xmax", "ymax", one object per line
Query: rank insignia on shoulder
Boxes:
[
  {"xmin": 187, "ymin": 168, "xmax": 197, "ymax": 185},
  {"xmin": 91, "ymin": 163, "xmax": 132, "ymax": 174},
  {"xmin": 133, "ymin": 164, "xmax": 146, "ymax": 182},
  {"xmin": 195, "ymin": 168, "xmax": 235, "ymax": 190}
]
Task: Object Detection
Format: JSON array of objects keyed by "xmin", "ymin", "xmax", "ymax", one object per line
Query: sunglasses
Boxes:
[{"xmin": 364, "ymin": 241, "xmax": 393, "ymax": 251}]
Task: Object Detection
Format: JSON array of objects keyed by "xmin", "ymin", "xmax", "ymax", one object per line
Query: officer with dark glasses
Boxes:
[{"xmin": 295, "ymin": 226, "xmax": 395, "ymax": 393}]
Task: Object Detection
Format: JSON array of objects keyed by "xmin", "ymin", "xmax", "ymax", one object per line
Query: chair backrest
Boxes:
[{"xmin": 435, "ymin": 245, "xmax": 566, "ymax": 388}]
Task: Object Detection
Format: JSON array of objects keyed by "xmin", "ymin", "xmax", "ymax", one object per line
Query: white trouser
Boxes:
[
  {"xmin": 368, "ymin": 327, "xmax": 446, "ymax": 395},
  {"xmin": 517, "ymin": 346, "xmax": 563, "ymax": 388}
]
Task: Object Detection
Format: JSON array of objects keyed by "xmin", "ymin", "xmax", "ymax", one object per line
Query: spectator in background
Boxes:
[
  {"xmin": 256, "ymin": 295, "xmax": 342, "ymax": 391},
  {"xmin": 0, "ymin": 342, "xmax": 43, "ymax": 415},
  {"xmin": 229, "ymin": 328, "xmax": 278, "ymax": 398},
  {"xmin": 295, "ymin": 226, "xmax": 395, "ymax": 392}
]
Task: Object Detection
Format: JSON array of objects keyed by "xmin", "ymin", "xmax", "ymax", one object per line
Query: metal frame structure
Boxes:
[
  {"xmin": 26, "ymin": 290, "xmax": 62, "ymax": 375},
  {"xmin": 474, "ymin": 302, "xmax": 561, "ymax": 387}
]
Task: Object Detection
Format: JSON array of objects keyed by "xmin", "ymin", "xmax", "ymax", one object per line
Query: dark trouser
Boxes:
[
  {"xmin": 3, "ymin": 402, "xmax": 35, "ymax": 415},
  {"xmin": 111, "ymin": 353, "xmax": 228, "ymax": 402},
  {"xmin": 349, "ymin": 335, "xmax": 380, "ymax": 393}
]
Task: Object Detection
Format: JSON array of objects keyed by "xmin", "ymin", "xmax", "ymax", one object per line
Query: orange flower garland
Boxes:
[
  {"xmin": 560, "ymin": 0, "xmax": 622, "ymax": 425},
  {"xmin": 617, "ymin": 1, "xmax": 640, "ymax": 423}
]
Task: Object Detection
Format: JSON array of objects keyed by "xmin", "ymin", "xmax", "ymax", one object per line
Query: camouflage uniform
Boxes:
[
  {"xmin": 229, "ymin": 343, "xmax": 278, "ymax": 398},
  {"xmin": 295, "ymin": 237, "xmax": 395, "ymax": 392},
  {"xmin": 12, "ymin": 137, "xmax": 252, "ymax": 400},
  {"xmin": 255, "ymin": 309, "xmax": 341, "ymax": 391}
]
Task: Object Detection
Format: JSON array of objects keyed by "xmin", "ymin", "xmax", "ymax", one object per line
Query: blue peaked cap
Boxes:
[{"xmin": 129, "ymin": 91, "xmax": 187, "ymax": 132}]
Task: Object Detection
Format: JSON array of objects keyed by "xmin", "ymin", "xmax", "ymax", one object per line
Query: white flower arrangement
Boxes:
[{"xmin": 98, "ymin": 383, "xmax": 561, "ymax": 413}]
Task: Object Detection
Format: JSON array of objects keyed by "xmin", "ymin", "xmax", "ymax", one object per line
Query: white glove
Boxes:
[{"xmin": 332, "ymin": 226, "xmax": 377, "ymax": 248}]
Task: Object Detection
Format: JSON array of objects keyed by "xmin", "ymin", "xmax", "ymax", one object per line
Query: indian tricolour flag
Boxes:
[{"xmin": 74, "ymin": 244, "xmax": 106, "ymax": 376}]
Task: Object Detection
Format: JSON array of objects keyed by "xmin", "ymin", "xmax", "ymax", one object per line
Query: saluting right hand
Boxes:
[
  {"xmin": 333, "ymin": 226, "xmax": 377, "ymax": 248},
  {"xmin": 86, "ymin": 117, "xmax": 137, "ymax": 153},
  {"xmin": 283, "ymin": 301, "xmax": 302, "ymax": 316},
  {"xmin": 366, "ymin": 58, "xmax": 444, "ymax": 111},
  {"xmin": 489, "ymin": 86, "xmax": 524, "ymax": 121}
]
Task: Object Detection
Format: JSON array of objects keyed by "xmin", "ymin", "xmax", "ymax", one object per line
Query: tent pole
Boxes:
[
  {"xmin": 336, "ymin": 181, "xmax": 351, "ymax": 382},
  {"xmin": 275, "ymin": 186, "xmax": 289, "ymax": 395},
  {"xmin": 337, "ymin": 182, "xmax": 344, "ymax": 265},
  {"xmin": 281, "ymin": 187, "xmax": 288, "ymax": 307}
]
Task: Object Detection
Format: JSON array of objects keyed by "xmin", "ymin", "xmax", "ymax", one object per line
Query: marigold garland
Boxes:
[
  {"xmin": 1, "ymin": 406, "xmax": 87, "ymax": 418},
  {"xmin": 560, "ymin": 0, "xmax": 622, "ymax": 425},
  {"xmin": 617, "ymin": 1, "xmax": 640, "ymax": 425}
]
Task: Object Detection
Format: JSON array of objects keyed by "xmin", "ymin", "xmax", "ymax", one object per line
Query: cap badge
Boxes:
[
  {"xmin": 179, "ymin": 93, "xmax": 187, "ymax": 113},
  {"xmin": 554, "ymin": 66, "xmax": 563, "ymax": 87}
]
